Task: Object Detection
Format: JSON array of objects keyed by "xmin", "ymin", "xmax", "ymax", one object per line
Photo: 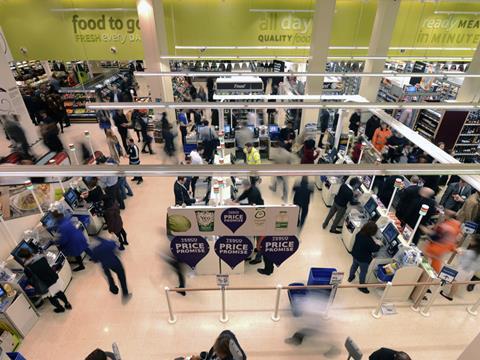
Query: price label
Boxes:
[
  {"xmin": 438, "ymin": 266, "xmax": 458, "ymax": 284},
  {"xmin": 216, "ymin": 274, "xmax": 230, "ymax": 287}
]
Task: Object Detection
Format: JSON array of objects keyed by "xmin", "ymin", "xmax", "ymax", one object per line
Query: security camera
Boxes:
[
  {"xmin": 110, "ymin": 47, "xmax": 117, "ymax": 54},
  {"xmin": 20, "ymin": 47, "xmax": 28, "ymax": 54}
]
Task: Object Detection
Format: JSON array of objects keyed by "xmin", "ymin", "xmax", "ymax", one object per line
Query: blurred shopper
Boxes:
[
  {"xmin": 187, "ymin": 330, "xmax": 246, "ymax": 360},
  {"xmin": 365, "ymin": 115, "xmax": 380, "ymax": 141},
  {"xmin": 269, "ymin": 145, "xmax": 298, "ymax": 202},
  {"xmin": 235, "ymin": 122, "xmax": 254, "ymax": 162},
  {"xmin": 189, "ymin": 149, "xmax": 203, "ymax": 197},
  {"xmin": 103, "ymin": 196, "xmax": 128, "ymax": 251},
  {"xmin": 162, "ymin": 253, "xmax": 186, "ymax": 296},
  {"xmin": 53, "ymin": 211, "xmax": 92, "ymax": 272},
  {"xmin": 39, "ymin": 110, "xmax": 64, "ymax": 153},
  {"xmin": 369, "ymin": 348, "xmax": 411, "ymax": 360},
  {"xmin": 441, "ymin": 234, "xmax": 480, "ymax": 301},
  {"xmin": 131, "ymin": 109, "xmax": 143, "ymax": 142},
  {"xmin": 348, "ymin": 110, "xmax": 361, "ymax": 137},
  {"xmin": 105, "ymin": 129, "xmax": 123, "ymax": 164},
  {"xmin": 97, "ymin": 156, "xmax": 125, "ymax": 210},
  {"xmin": 18, "ymin": 248, "xmax": 72, "ymax": 313},
  {"xmin": 244, "ymin": 142, "xmax": 261, "ymax": 186},
  {"xmin": 323, "ymin": 177, "xmax": 361, "ymax": 234},
  {"xmin": 127, "ymin": 138, "xmax": 143, "ymax": 185},
  {"xmin": 198, "ymin": 120, "xmax": 218, "ymax": 163},
  {"xmin": 397, "ymin": 187, "xmax": 437, "ymax": 245},
  {"xmin": 348, "ymin": 221, "xmax": 380, "ymax": 294},
  {"xmin": 235, "ymin": 179, "xmax": 264, "ymax": 206},
  {"xmin": 301, "ymin": 139, "xmax": 319, "ymax": 164},
  {"xmin": 3, "ymin": 115, "xmax": 32, "ymax": 158},
  {"xmin": 174, "ymin": 177, "xmax": 196, "ymax": 206},
  {"xmin": 279, "ymin": 121, "xmax": 296, "ymax": 152},
  {"xmin": 293, "ymin": 177, "xmax": 314, "ymax": 229},
  {"xmin": 284, "ymin": 292, "xmax": 340, "ymax": 356},
  {"xmin": 317, "ymin": 109, "xmax": 330, "ymax": 148},
  {"xmin": 91, "ymin": 237, "xmax": 131, "ymax": 303},
  {"xmin": 178, "ymin": 110, "xmax": 189, "ymax": 147},
  {"xmin": 423, "ymin": 210, "xmax": 461, "ymax": 273},
  {"xmin": 372, "ymin": 123, "xmax": 392, "ymax": 152},
  {"xmin": 197, "ymin": 86, "xmax": 207, "ymax": 102},
  {"xmin": 85, "ymin": 349, "xmax": 116, "ymax": 360},
  {"xmin": 108, "ymin": 84, "xmax": 126, "ymax": 102},
  {"xmin": 161, "ymin": 112, "xmax": 176, "ymax": 157},
  {"xmin": 112, "ymin": 110, "xmax": 130, "ymax": 151},
  {"xmin": 351, "ymin": 139, "xmax": 363, "ymax": 164}
]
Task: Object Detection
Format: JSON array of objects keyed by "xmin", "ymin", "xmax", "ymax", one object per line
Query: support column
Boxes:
[
  {"xmin": 359, "ymin": 0, "xmax": 401, "ymax": 102},
  {"xmin": 300, "ymin": 0, "xmax": 336, "ymax": 129},
  {"xmin": 0, "ymin": 53, "xmax": 40, "ymax": 147},
  {"xmin": 457, "ymin": 44, "xmax": 480, "ymax": 102},
  {"xmin": 40, "ymin": 61, "xmax": 52, "ymax": 78},
  {"xmin": 136, "ymin": 0, "xmax": 174, "ymax": 120}
]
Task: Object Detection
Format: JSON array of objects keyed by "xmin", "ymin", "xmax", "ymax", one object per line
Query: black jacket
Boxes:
[
  {"xmin": 293, "ymin": 182, "xmax": 314, "ymax": 207},
  {"xmin": 174, "ymin": 181, "xmax": 194, "ymax": 206},
  {"xmin": 365, "ymin": 116, "xmax": 380, "ymax": 141},
  {"xmin": 351, "ymin": 233, "xmax": 380, "ymax": 263},
  {"xmin": 349, "ymin": 112, "xmax": 361, "ymax": 133},
  {"xmin": 238, "ymin": 186, "xmax": 264, "ymax": 205},
  {"xmin": 334, "ymin": 184, "xmax": 355, "ymax": 208},
  {"xmin": 24, "ymin": 256, "xmax": 59, "ymax": 294}
]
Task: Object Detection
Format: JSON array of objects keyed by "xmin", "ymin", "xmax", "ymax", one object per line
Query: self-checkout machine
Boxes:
[{"xmin": 366, "ymin": 204, "xmax": 428, "ymax": 302}]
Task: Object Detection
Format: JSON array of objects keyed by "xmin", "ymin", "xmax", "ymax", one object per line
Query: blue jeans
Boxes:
[
  {"xmin": 349, "ymin": 258, "xmax": 370, "ymax": 284},
  {"xmin": 118, "ymin": 177, "xmax": 133, "ymax": 199}
]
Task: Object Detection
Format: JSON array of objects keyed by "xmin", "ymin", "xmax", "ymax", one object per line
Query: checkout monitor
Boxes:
[
  {"xmin": 364, "ymin": 197, "xmax": 380, "ymax": 221},
  {"xmin": 40, "ymin": 211, "xmax": 57, "ymax": 232},
  {"xmin": 64, "ymin": 188, "xmax": 79, "ymax": 209},
  {"xmin": 224, "ymin": 125, "xmax": 231, "ymax": 136},
  {"xmin": 382, "ymin": 222, "xmax": 400, "ymax": 245},
  {"xmin": 268, "ymin": 124, "xmax": 280, "ymax": 139},
  {"xmin": 11, "ymin": 240, "xmax": 37, "ymax": 266}
]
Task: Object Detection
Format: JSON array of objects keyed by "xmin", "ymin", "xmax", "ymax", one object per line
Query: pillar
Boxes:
[
  {"xmin": 456, "ymin": 44, "xmax": 480, "ymax": 102},
  {"xmin": 300, "ymin": 0, "xmax": 336, "ymax": 129},
  {"xmin": 0, "ymin": 52, "xmax": 40, "ymax": 147},
  {"xmin": 359, "ymin": 0, "xmax": 401, "ymax": 102},
  {"xmin": 136, "ymin": 0, "xmax": 175, "ymax": 120},
  {"xmin": 40, "ymin": 61, "xmax": 52, "ymax": 78}
]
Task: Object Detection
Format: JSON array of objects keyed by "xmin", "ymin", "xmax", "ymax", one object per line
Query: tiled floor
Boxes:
[{"xmin": 3, "ymin": 123, "xmax": 479, "ymax": 359}]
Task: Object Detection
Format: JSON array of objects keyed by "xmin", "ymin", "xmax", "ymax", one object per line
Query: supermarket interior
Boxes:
[{"xmin": 1, "ymin": 0, "xmax": 480, "ymax": 359}]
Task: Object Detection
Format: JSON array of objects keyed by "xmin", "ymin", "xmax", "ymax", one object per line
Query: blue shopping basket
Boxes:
[{"xmin": 7, "ymin": 353, "xmax": 27, "ymax": 360}]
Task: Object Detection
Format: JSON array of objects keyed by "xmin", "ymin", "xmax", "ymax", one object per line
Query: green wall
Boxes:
[{"xmin": 0, "ymin": 0, "xmax": 479, "ymax": 61}]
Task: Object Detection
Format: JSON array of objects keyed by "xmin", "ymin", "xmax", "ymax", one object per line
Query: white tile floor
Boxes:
[{"xmin": 3, "ymin": 123, "xmax": 479, "ymax": 359}]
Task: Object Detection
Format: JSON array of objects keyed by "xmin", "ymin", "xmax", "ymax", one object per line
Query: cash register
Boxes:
[
  {"xmin": 63, "ymin": 187, "xmax": 103, "ymax": 235},
  {"xmin": 268, "ymin": 124, "xmax": 280, "ymax": 140}
]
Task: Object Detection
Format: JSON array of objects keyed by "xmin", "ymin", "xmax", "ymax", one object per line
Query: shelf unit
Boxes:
[
  {"xmin": 59, "ymin": 70, "xmax": 125, "ymax": 123},
  {"xmin": 453, "ymin": 110, "xmax": 480, "ymax": 162},
  {"xmin": 413, "ymin": 109, "xmax": 442, "ymax": 141}
]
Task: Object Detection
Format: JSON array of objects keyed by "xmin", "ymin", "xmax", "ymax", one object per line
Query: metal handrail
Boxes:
[
  {"xmin": 1, "ymin": 163, "xmax": 480, "ymax": 177},
  {"xmin": 162, "ymin": 279, "xmax": 480, "ymax": 323}
]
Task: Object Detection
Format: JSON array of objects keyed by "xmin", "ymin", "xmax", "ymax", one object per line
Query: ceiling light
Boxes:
[{"xmin": 249, "ymin": 8, "xmax": 314, "ymax": 13}]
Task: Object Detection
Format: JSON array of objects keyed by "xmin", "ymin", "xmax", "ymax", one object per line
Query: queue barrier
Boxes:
[{"xmin": 163, "ymin": 280, "xmax": 480, "ymax": 324}]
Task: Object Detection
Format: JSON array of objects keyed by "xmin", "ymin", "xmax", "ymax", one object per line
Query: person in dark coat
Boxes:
[
  {"xmin": 3, "ymin": 115, "xmax": 32, "ymax": 158},
  {"xmin": 112, "ymin": 110, "xmax": 129, "ymax": 152},
  {"xmin": 18, "ymin": 248, "xmax": 72, "ymax": 313},
  {"xmin": 365, "ymin": 115, "xmax": 380, "ymax": 141},
  {"xmin": 348, "ymin": 221, "xmax": 381, "ymax": 294},
  {"xmin": 174, "ymin": 177, "xmax": 195, "ymax": 206},
  {"xmin": 91, "ymin": 237, "xmax": 131, "ymax": 302},
  {"xmin": 293, "ymin": 176, "xmax": 314, "ymax": 229},
  {"xmin": 440, "ymin": 179, "xmax": 473, "ymax": 212},
  {"xmin": 108, "ymin": 85, "xmax": 126, "ymax": 102},
  {"xmin": 39, "ymin": 111, "xmax": 64, "ymax": 153},
  {"xmin": 235, "ymin": 179, "xmax": 264, "ymax": 205},
  {"xmin": 317, "ymin": 109, "xmax": 330, "ymax": 148},
  {"xmin": 103, "ymin": 196, "xmax": 128, "ymax": 250},
  {"xmin": 279, "ymin": 121, "xmax": 295, "ymax": 152},
  {"xmin": 348, "ymin": 110, "xmax": 361, "ymax": 136},
  {"xmin": 53, "ymin": 211, "xmax": 92, "ymax": 271},
  {"xmin": 369, "ymin": 348, "xmax": 411, "ymax": 360},
  {"xmin": 323, "ymin": 177, "xmax": 361, "ymax": 234}
]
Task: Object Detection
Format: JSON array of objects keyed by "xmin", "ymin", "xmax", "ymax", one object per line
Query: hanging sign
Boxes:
[
  {"xmin": 170, "ymin": 236, "xmax": 210, "ymax": 269},
  {"xmin": 215, "ymin": 236, "xmax": 253, "ymax": 269},
  {"xmin": 261, "ymin": 235, "xmax": 299, "ymax": 266}
]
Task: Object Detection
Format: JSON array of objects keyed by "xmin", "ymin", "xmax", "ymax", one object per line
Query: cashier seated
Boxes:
[{"xmin": 348, "ymin": 221, "xmax": 381, "ymax": 294}]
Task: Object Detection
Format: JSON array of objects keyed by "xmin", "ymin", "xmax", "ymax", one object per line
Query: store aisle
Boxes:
[{"xmin": 3, "ymin": 123, "xmax": 478, "ymax": 359}]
